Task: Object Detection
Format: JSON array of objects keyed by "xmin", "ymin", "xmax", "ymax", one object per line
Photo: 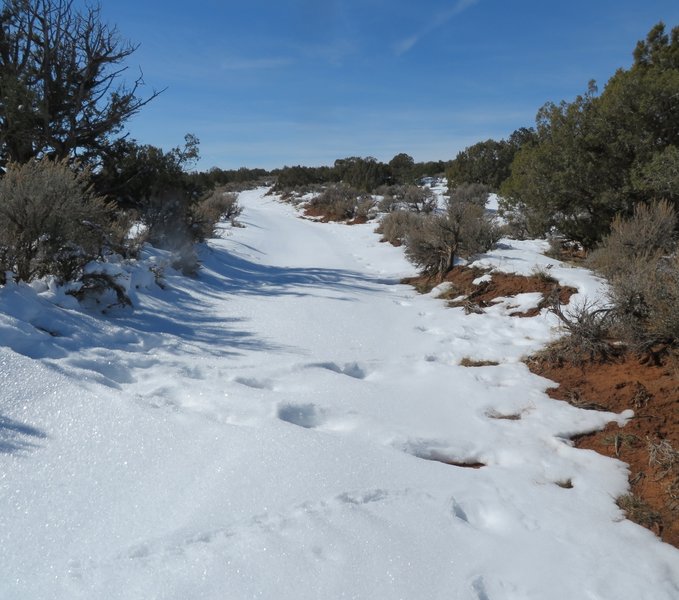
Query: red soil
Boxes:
[
  {"xmin": 404, "ymin": 266, "xmax": 577, "ymax": 316},
  {"xmin": 532, "ymin": 354, "xmax": 679, "ymax": 547},
  {"xmin": 406, "ymin": 264, "xmax": 679, "ymax": 549}
]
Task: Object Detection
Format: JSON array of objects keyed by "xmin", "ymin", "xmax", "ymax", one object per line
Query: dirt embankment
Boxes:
[
  {"xmin": 403, "ymin": 265, "xmax": 577, "ymax": 316},
  {"xmin": 532, "ymin": 355, "xmax": 679, "ymax": 547},
  {"xmin": 407, "ymin": 265, "xmax": 679, "ymax": 549}
]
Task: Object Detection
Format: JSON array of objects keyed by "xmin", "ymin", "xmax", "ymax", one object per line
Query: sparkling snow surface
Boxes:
[{"xmin": 1, "ymin": 188, "xmax": 678, "ymax": 599}]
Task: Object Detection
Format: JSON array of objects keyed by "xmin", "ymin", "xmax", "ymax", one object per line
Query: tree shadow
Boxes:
[
  {"xmin": 0, "ymin": 242, "xmax": 401, "ymax": 390},
  {"xmin": 197, "ymin": 244, "xmax": 398, "ymax": 299},
  {"xmin": 0, "ymin": 415, "xmax": 47, "ymax": 454}
]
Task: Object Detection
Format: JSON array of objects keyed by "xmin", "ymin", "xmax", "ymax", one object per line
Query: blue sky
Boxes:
[{"xmin": 94, "ymin": 0, "xmax": 679, "ymax": 171}]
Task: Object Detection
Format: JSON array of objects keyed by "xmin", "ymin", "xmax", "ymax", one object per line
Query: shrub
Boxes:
[
  {"xmin": 447, "ymin": 182, "xmax": 491, "ymax": 207},
  {"xmin": 377, "ymin": 190, "xmax": 400, "ymax": 213},
  {"xmin": 140, "ymin": 189, "xmax": 193, "ymax": 249},
  {"xmin": 404, "ymin": 199, "xmax": 498, "ymax": 280},
  {"xmin": 531, "ymin": 265, "xmax": 558, "ymax": 285},
  {"xmin": 446, "ymin": 197, "xmax": 499, "ymax": 256},
  {"xmin": 376, "ymin": 210, "xmax": 421, "ymax": 245},
  {"xmin": 588, "ymin": 201, "xmax": 679, "ymax": 353},
  {"xmin": 546, "ymin": 300, "xmax": 616, "ymax": 364},
  {"xmin": 0, "ymin": 159, "xmax": 114, "ymax": 282},
  {"xmin": 404, "ymin": 215, "xmax": 453, "ymax": 278},
  {"xmin": 67, "ymin": 272, "xmax": 132, "ymax": 309},
  {"xmin": 377, "ymin": 184, "xmax": 437, "ymax": 214},
  {"xmin": 308, "ymin": 184, "xmax": 360, "ymax": 221},
  {"xmin": 609, "ymin": 254, "xmax": 679, "ymax": 353},
  {"xmin": 191, "ymin": 190, "xmax": 242, "ymax": 240},
  {"xmin": 354, "ymin": 195, "xmax": 377, "ymax": 220},
  {"xmin": 588, "ymin": 200, "xmax": 676, "ymax": 277},
  {"xmin": 97, "ymin": 135, "xmax": 210, "ymax": 263},
  {"xmin": 401, "ymin": 185, "xmax": 437, "ymax": 213}
]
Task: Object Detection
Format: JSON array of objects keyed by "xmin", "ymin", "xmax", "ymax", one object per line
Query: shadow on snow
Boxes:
[
  {"xmin": 198, "ymin": 244, "xmax": 397, "ymax": 300},
  {"xmin": 0, "ymin": 415, "xmax": 47, "ymax": 454},
  {"xmin": 0, "ymin": 241, "xmax": 399, "ymax": 391}
]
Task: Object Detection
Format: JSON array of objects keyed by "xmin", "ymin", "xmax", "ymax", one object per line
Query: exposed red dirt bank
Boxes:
[
  {"xmin": 406, "ymin": 264, "xmax": 679, "ymax": 549},
  {"xmin": 403, "ymin": 266, "xmax": 577, "ymax": 316},
  {"xmin": 531, "ymin": 354, "xmax": 679, "ymax": 548}
]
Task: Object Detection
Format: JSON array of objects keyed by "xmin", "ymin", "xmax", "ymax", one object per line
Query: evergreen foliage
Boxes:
[
  {"xmin": 388, "ymin": 153, "xmax": 416, "ymax": 184},
  {"xmin": 333, "ymin": 156, "xmax": 391, "ymax": 192},
  {"xmin": 500, "ymin": 23, "xmax": 679, "ymax": 248},
  {"xmin": 0, "ymin": 0, "xmax": 160, "ymax": 166},
  {"xmin": 446, "ymin": 128, "xmax": 535, "ymax": 190}
]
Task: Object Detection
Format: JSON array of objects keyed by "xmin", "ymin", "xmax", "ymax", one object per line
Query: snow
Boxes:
[{"xmin": 1, "ymin": 187, "xmax": 678, "ymax": 599}]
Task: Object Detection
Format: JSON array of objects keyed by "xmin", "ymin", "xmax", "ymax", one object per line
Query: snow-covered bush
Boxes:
[{"xmin": 0, "ymin": 159, "xmax": 114, "ymax": 283}]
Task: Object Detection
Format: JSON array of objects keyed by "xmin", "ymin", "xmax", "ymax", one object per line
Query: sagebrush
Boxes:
[{"xmin": 0, "ymin": 159, "xmax": 114, "ymax": 282}]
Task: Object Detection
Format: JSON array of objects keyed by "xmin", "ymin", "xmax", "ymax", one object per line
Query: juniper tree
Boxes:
[{"xmin": 0, "ymin": 0, "xmax": 160, "ymax": 166}]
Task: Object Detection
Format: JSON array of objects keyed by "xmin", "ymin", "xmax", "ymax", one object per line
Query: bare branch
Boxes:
[{"xmin": 0, "ymin": 0, "xmax": 161, "ymax": 165}]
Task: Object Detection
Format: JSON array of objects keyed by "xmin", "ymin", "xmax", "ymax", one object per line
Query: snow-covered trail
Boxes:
[{"xmin": 1, "ymin": 188, "xmax": 678, "ymax": 599}]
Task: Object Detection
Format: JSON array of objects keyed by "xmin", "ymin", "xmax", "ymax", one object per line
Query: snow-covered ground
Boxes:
[{"xmin": 1, "ymin": 188, "xmax": 678, "ymax": 599}]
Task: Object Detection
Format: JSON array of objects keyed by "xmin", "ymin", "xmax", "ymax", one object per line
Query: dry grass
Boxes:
[
  {"xmin": 540, "ymin": 300, "xmax": 616, "ymax": 366},
  {"xmin": 485, "ymin": 409, "xmax": 522, "ymax": 421},
  {"xmin": 648, "ymin": 439, "xmax": 679, "ymax": 478},
  {"xmin": 602, "ymin": 433, "xmax": 642, "ymax": 457},
  {"xmin": 617, "ymin": 494, "xmax": 663, "ymax": 532},
  {"xmin": 530, "ymin": 265, "xmax": 558, "ymax": 285},
  {"xmin": 460, "ymin": 357, "xmax": 500, "ymax": 367}
]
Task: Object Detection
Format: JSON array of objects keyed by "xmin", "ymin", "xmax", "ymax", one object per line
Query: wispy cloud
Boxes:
[
  {"xmin": 220, "ymin": 57, "xmax": 293, "ymax": 70},
  {"xmin": 394, "ymin": 0, "xmax": 480, "ymax": 55}
]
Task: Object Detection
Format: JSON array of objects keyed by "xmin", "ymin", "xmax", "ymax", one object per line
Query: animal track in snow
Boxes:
[
  {"xmin": 234, "ymin": 376, "xmax": 275, "ymax": 390},
  {"xmin": 399, "ymin": 438, "xmax": 486, "ymax": 468},
  {"xmin": 306, "ymin": 361, "xmax": 369, "ymax": 380},
  {"xmin": 336, "ymin": 489, "xmax": 389, "ymax": 505},
  {"xmin": 415, "ymin": 325, "xmax": 444, "ymax": 335},
  {"xmin": 472, "ymin": 576, "xmax": 492, "ymax": 600},
  {"xmin": 450, "ymin": 498, "xmax": 470, "ymax": 523},
  {"xmin": 277, "ymin": 402, "xmax": 325, "ymax": 429}
]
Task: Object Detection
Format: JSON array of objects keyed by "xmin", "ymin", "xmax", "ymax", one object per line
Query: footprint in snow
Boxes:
[
  {"xmin": 307, "ymin": 361, "xmax": 369, "ymax": 380},
  {"xmin": 277, "ymin": 402, "xmax": 325, "ymax": 429},
  {"xmin": 336, "ymin": 489, "xmax": 389, "ymax": 505},
  {"xmin": 472, "ymin": 576, "xmax": 492, "ymax": 600},
  {"xmin": 450, "ymin": 498, "xmax": 470, "ymax": 523},
  {"xmin": 234, "ymin": 376, "xmax": 275, "ymax": 390}
]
